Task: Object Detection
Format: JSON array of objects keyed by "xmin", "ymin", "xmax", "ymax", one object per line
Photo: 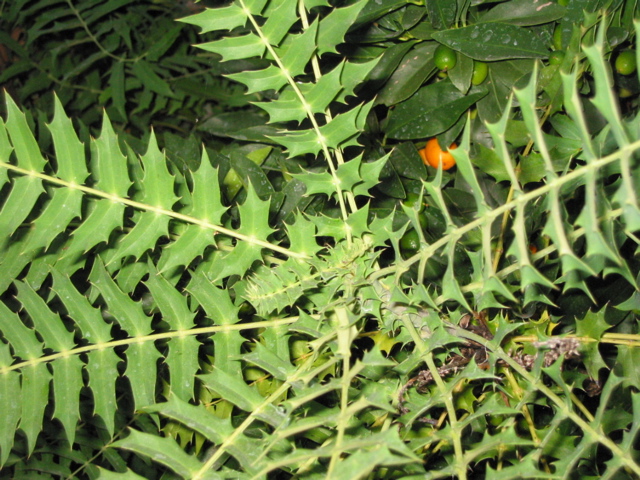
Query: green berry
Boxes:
[
  {"xmin": 615, "ymin": 50, "xmax": 637, "ymax": 76},
  {"xmin": 400, "ymin": 229, "xmax": 420, "ymax": 252},
  {"xmin": 403, "ymin": 193, "xmax": 425, "ymax": 213},
  {"xmin": 434, "ymin": 44, "xmax": 457, "ymax": 71},
  {"xmin": 619, "ymin": 87, "xmax": 634, "ymax": 99},
  {"xmin": 548, "ymin": 50, "xmax": 565, "ymax": 66},
  {"xmin": 471, "ymin": 61, "xmax": 488, "ymax": 85},
  {"xmin": 400, "ymin": 228, "xmax": 420, "ymax": 251}
]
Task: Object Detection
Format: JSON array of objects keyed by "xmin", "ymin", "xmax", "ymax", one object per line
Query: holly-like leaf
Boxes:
[{"xmin": 575, "ymin": 308, "xmax": 611, "ymax": 379}]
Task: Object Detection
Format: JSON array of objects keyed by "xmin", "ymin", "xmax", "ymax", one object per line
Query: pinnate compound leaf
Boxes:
[
  {"xmin": 188, "ymin": 272, "xmax": 239, "ymax": 324},
  {"xmin": 178, "ymin": 3, "xmax": 248, "ymax": 33},
  {"xmin": 0, "ymin": 299, "xmax": 43, "ymax": 360},
  {"xmin": 0, "ymin": 356, "xmax": 20, "ymax": 465},
  {"xmin": 199, "ymin": 367, "xmax": 287, "ymax": 428},
  {"xmin": 89, "ymin": 258, "xmax": 152, "ymax": 337},
  {"xmin": 271, "ymin": 102, "xmax": 372, "ymax": 157},
  {"xmin": 131, "ymin": 60, "xmax": 178, "ymax": 99},
  {"xmin": 93, "ymin": 113, "xmax": 131, "ymax": 196},
  {"xmin": 157, "ymin": 149, "xmax": 226, "ymax": 275},
  {"xmin": 238, "ymin": 260, "xmax": 313, "ymax": 316},
  {"xmin": 0, "ymin": 101, "xmax": 45, "ymax": 238},
  {"xmin": 20, "ymin": 186, "xmax": 83, "ymax": 255},
  {"xmin": 15, "ymin": 281, "xmax": 75, "ymax": 352},
  {"xmin": 49, "ymin": 94, "xmax": 87, "ymax": 183},
  {"xmin": 201, "ymin": 193, "xmax": 272, "ymax": 282},
  {"xmin": 52, "ymin": 355, "xmax": 83, "ymax": 445},
  {"xmin": 254, "ymin": 60, "xmax": 345, "ymax": 123},
  {"xmin": 338, "ymin": 58, "xmax": 380, "ymax": 102},
  {"xmin": 4, "ymin": 94, "xmax": 46, "ymax": 172},
  {"xmin": 20, "ymin": 364, "xmax": 51, "ymax": 455},
  {"xmin": 293, "ymin": 154, "xmax": 385, "ymax": 200},
  {"xmin": 112, "ymin": 429, "xmax": 205, "ymax": 479},
  {"xmin": 0, "ymin": 118, "xmax": 11, "ymax": 186},
  {"xmin": 53, "ymin": 114, "xmax": 130, "ymax": 268},
  {"xmin": 102, "ymin": 133, "xmax": 177, "ymax": 265},
  {"xmin": 238, "ymin": 183, "xmax": 276, "ymax": 239},
  {"xmin": 614, "ymin": 346, "xmax": 640, "ymax": 390},
  {"xmin": 199, "ymin": 368, "xmax": 265, "ymax": 413},
  {"xmin": 86, "ymin": 348, "xmax": 120, "ymax": 436},
  {"xmin": 354, "ymin": 154, "xmax": 388, "ymax": 197},
  {"xmin": 317, "ymin": 0, "xmax": 367, "ymax": 55},
  {"xmin": 125, "ymin": 342, "xmax": 161, "ymax": 411},
  {"xmin": 261, "ymin": 0, "xmax": 298, "ymax": 45},
  {"xmin": 285, "ymin": 212, "xmax": 321, "ymax": 257},
  {"xmin": 242, "ymin": 340, "xmax": 296, "ymax": 380},
  {"xmin": 138, "ymin": 132, "xmax": 179, "ymax": 209},
  {"xmin": 228, "ymin": 21, "xmax": 319, "ymax": 94},
  {"xmin": 471, "ymin": 144, "xmax": 511, "ymax": 183},
  {"xmin": 142, "ymin": 396, "xmax": 264, "ymax": 475},
  {"xmin": 292, "ymin": 169, "xmax": 335, "ymax": 197},
  {"xmin": 97, "ymin": 468, "xmax": 148, "ymax": 480},
  {"xmin": 198, "ymin": 34, "xmax": 265, "ymax": 62}
]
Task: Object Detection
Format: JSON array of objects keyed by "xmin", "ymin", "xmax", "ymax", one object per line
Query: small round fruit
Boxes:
[
  {"xmin": 619, "ymin": 87, "xmax": 635, "ymax": 98},
  {"xmin": 400, "ymin": 229, "xmax": 420, "ymax": 252},
  {"xmin": 615, "ymin": 50, "xmax": 637, "ymax": 75},
  {"xmin": 421, "ymin": 138, "xmax": 457, "ymax": 170},
  {"xmin": 471, "ymin": 61, "xmax": 488, "ymax": 85},
  {"xmin": 548, "ymin": 50, "xmax": 565, "ymax": 65},
  {"xmin": 403, "ymin": 192, "xmax": 425, "ymax": 213},
  {"xmin": 223, "ymin": 168, "xmax": 244, "ymax": 199},
  {"xmin": 434, "ymin": 44, "xmax": 457, "ymax": 71}
]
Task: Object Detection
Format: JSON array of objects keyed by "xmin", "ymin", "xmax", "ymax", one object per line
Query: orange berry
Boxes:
[{"xmin": 420, "ymin": 138, "xmax": 457, "ymax": 170}]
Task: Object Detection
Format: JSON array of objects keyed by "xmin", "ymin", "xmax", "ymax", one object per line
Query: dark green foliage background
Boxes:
[{"xmin": 1, "ymin": 0, "xmax": 640, "ymax": 479}]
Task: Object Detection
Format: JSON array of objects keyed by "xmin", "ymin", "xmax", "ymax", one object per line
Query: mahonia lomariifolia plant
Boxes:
[{"xmin": 1, "ymin": 0, "xmax": 640, "ymax": 478}]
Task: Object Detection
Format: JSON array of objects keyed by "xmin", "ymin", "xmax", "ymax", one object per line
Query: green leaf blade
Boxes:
[
  {"xmin": 86, "ymin": 348, "xmax": 120, "ymax": 437},
  {"xmin": 178, "ymin": 4, "xmax": 248, "ymax": 33},
  {"xmin": 0, "ymin": 367, "xmax": 20, "ymax": 465},
  {"xmin": 197, "ymin": 34, "xmax": 265, "ymax": 62},
  {"xmin": 20, "ymin": 364, "xmax": 51, "ymax": 455},
  {"xmin": 479, "ymin": 0, "xmax": 565, "ymax": 26},
  {"xmin": 15, "ymin": 280, "xmax": 75, "ymax": 352},
  {"xmin": 0, "ymin": 301, "xmax": 43, "ymax": 360},
  {"xmin": 386, "ymin": 82, "xmax": 486, "ymax": 140},
  {"xmin": 130, "ymin": 60, "xmax": 177, "ymax": 99},
  {"xmin": 52, "ymin": 355, "xmax": 84, "ymax": 445},
  {"xmin": 433, "ymin": 23, "xmax": 549, "ymax": 61},
  {"xmin": 112, "ymin": 429, "xmax": 203, "ymax": 478},
  {"xmin": 89, "ymin": 258, "xmax": 152, "ymax": 337},
  {"xmin": 4, "ymin": 94, "xmax": 46, "ymax": 172},
  {"xmin": 125, "ymin": 342, "xmax": 160, "ymax": 411}
]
